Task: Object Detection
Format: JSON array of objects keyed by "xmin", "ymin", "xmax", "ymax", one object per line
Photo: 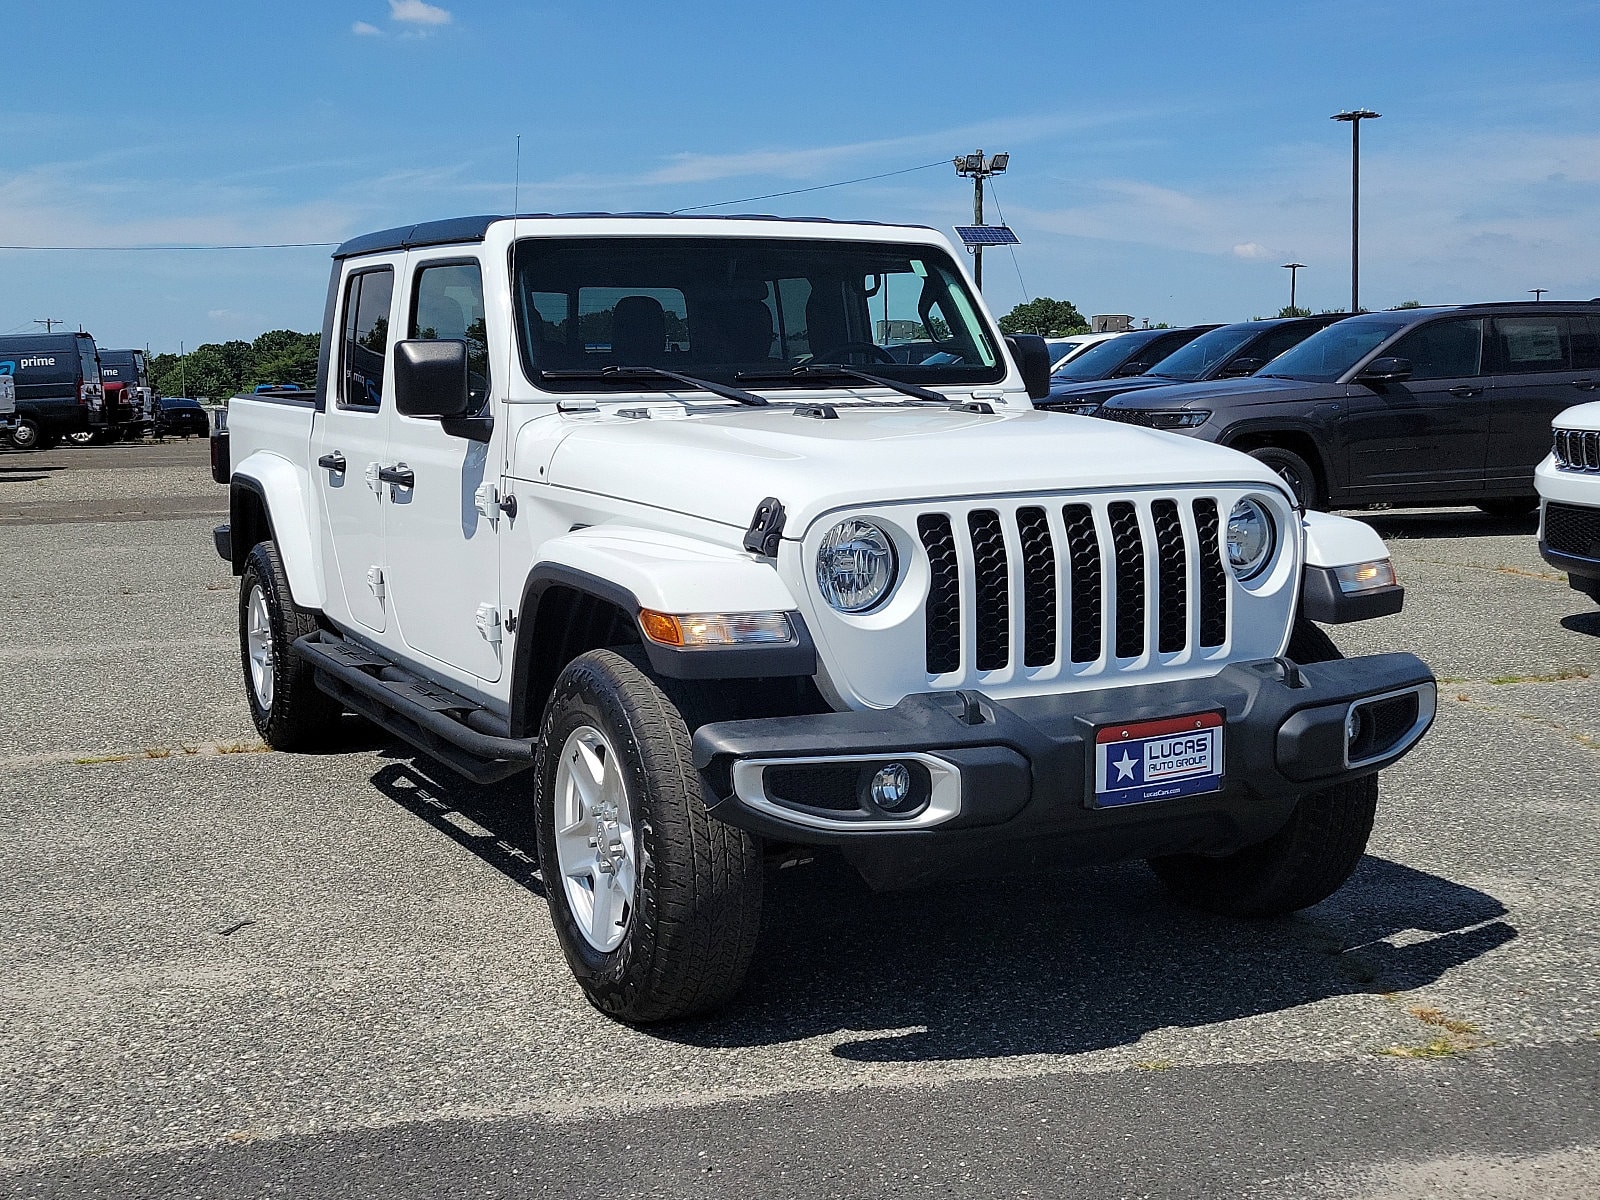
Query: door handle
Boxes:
[
  {"xmin": 317, "ymin": 451, "xmax": 347, "ymax": 473},
  {"xmin": 378, "ymin": 463, "xmax": 414, "ymax": 488},
  {"xmin": 1448, "ymin": 385, "xmax": 1482, "ymax": 398},
  {"xmin": 1573, "ymin": 379, "xmax": 1598, "ymax": 390}
]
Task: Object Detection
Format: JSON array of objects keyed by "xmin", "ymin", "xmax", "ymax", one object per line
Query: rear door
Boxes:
[
  {"xmin": 1484, "ymin": 313, "xmax": 1598, "ymax": 491},
  {"xmin": 380, "ymin": 253, "xmax": 503, "ymax": 685},
  {"xmin": 314, "ymin": 260, "xmax": 398, "ymax": 635},
  {"xmin": 1341, "ymin": 316, "xmax": 1489, "ymax": 499}
]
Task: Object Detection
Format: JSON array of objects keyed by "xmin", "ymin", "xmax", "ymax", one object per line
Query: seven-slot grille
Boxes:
[
  {"xmin": 1553, "ymin": 428, "xmax": 1600, "ymax": 472},
  {"xmin": 1544, "ymin": 501, "xmax": 1600, "ymax": 561},
  {"xmin": 916, "ymin": 496, "xmax": 1230, "ymax": 676}
]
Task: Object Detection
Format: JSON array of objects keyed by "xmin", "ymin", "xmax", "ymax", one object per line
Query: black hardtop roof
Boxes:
[{"xmin": 333, "ymin": 212, "xmax": 940, "ymax": 260}]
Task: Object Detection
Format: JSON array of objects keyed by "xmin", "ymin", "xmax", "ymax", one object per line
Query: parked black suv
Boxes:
[
  {"xmin": 1088, "ymin": 302, "xmax": 1600, "ymax": 511},
  {"xmin": 1040, "ymin": 315, "xmax": 1347, "ymax": 415},
  {"xmin": 1044, "ymin": 324, "xmax": 1219, "ymax": 398}
]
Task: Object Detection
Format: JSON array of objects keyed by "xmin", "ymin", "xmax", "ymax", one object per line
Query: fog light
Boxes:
[
  {"xmin": 1346, "ymin": 706, "xmax": 1365, "ymax": 747},
  {"xmin": 870, "ymin": 763, "xmax": 913, "ymax": 811}
]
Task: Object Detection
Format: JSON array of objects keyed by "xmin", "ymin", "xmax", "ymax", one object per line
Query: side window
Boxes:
[
  {"xmin": 410, "ymin": 261, "xmax": 490, "ymax": 411},
  {"xmin": 340, "ymin": 267, "xmax": 394, "ymax": 409},
  {"xmin": 1573, "ymin": 316, "xmax": 1600, "ymax": 372},
  {"xmin": 1252, "ymin": 323, "xmax": 1318, "ymax": 364},
  {"xmin": 1492, "ymin": 315, "xmax": 1570, "ymax": 374},
  {"xmin": 1386, "ymin": 317, "xmax": 1484, "ymax": 381}
]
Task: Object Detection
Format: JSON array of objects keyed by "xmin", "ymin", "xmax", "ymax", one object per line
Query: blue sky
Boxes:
[{"xmin": 3, "ymin": 0, "xmax": 1598, "ymax": 353}]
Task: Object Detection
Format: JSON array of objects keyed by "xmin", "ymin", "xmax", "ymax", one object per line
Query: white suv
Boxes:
[{"xmin": 1537, "ymin": 399, "xmax": 1600, "ymax": 604}]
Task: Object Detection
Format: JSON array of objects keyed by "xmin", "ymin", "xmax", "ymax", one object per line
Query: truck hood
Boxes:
[
  {"xmin": 1099, "ymin": 376, "xmax": 1336, "ymax": 410},
  {"xmin": 531, "ymin": 403, "xmax": 1289, "ymax": 533}
]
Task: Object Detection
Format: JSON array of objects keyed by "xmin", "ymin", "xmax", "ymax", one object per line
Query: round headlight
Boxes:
[
  {"xmin": 1226, "ymin": 498, "xmax": 1276, "ymax": 580},
  {"xmin": 816, "ymin": 518, "xmax": 898, "ymax": 613}
]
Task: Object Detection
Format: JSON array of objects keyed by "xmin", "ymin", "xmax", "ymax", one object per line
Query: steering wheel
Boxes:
[{"xmin": 811, "ymin": 341, "xmax": 897, "ymax": 366}]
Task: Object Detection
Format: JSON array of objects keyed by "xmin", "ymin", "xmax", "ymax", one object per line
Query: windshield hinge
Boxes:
[{"xmin": 743, "ymin": 497, "xmax": 786, "ymax": 558}]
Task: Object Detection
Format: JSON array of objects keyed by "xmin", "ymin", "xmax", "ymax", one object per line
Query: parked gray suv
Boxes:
[{"xmin": 1088, "ymin": 302, "xmax": 1600, "ymax": 512}]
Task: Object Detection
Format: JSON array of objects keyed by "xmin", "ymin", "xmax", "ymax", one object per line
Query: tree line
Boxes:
[{"xmin": 148, "ymin": 329, "xmax": 320, "ymax": 400}]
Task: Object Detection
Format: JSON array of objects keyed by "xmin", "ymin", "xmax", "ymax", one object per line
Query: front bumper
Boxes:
[{"xmin": 692, "ymin": 652, "xmax": 1435, "ymax": 887}]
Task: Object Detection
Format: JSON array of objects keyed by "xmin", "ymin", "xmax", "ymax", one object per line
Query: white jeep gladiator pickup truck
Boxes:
[{"xmin": 211, "ymin": 213, "xmax": 1435, "ymax": 1023}]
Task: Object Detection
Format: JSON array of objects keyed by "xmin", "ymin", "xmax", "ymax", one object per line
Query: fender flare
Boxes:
[
  {"xmin": 1299, "ymin": 511, "xmax": 1403, "ymax": 623},
  {"xmin": 231, "ymin": 451, "xmax": 324, "ymax": 610}
]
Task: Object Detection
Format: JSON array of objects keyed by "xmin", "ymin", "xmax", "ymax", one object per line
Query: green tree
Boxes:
[
  {"xmin": 1391, "ymin": 299, "xmax": 1423, "ymax": 309},
  {"xmin": 1277, "ymin": 305, "xmax": 1313, "ymax": 318},
  {"xmin": 146, "ymin": 330, "xmax": 322, "ymax": 398},
  {"xmin": 997, "ymin": 297, "xmax": 1089, "ymax": 337}
]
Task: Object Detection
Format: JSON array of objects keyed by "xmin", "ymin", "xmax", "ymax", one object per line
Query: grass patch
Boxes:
[
  {"xmin": 1375, "ymin": 1038, "xmax": 1461, "ymax": 1060},
  {"xmin": 1134, "ymin": 1059, "xmax": 1174, "ymax": 1071},
  {"xmin": 1487, "ymin": 669, "xmax": 1591, "ymax": 685},
  {"xmin": 73, "ymin": 753, "xmax": 132, "ymax": 765},
  {"xmin": 215, "ymin": 740, "xmax": 269, "ymax": 755},
  {"xmin": 1406, "ymin": 1006, "xmax": 1481, "ymax": 1036},
  {"xmin": 142, "ymin": 747, "xmax": 173, "ymax": 759},
  {"xmin": 1375, "ymin": 1004, "xmax": 1493, "ymax": 1058}
]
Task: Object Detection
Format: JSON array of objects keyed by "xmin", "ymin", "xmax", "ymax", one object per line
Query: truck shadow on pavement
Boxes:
[
  {"xmin": 1560, "ymin": 610, "xmax": 1600, "ymax": 637},
  {"xmin": 1350, "ymin": 508, "xmax": 1538, "ymax": 542},
  {"xmin": 369, "ymin": 752, "xmax": 1514, "ymax": 1062},
  {"xmin": 680, "ymin": 852, "xmax": 1516, "ymax": 1062}
]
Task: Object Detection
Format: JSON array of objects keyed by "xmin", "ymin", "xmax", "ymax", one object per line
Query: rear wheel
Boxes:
[
  {"xmin": 8, "ymin": 418, "xmax": 42, "ymax": 451},
  {"xmin": 1245, "ymin": 445, "xmax": 1320, "ymax": 510},
  {"xmin": 534, "ymin": 649, "xmax": 764, "ymax": 1023},
  {"xmin": 66, "ymin": 429, "xmax": 99, "ymax": 446},
  {"xmin": 1147, "ymin": 619, "xmax": 1377, "ymax": 917},
  {"xmin": 239, "ymin": 541, "xmax": 342, "ymax": 750}
]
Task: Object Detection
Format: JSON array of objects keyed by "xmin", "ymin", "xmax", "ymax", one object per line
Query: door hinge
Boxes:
[
  {"xmin": 474, "ymin": 483, "xmax": 500, "ymax": 521},
  {"xmin": 476, "ymin": 603, "xmax": 502, "ymax": 645},
  {"xmin": 367, "ymin": 566, "xmax": 385, "ymax": 599}
]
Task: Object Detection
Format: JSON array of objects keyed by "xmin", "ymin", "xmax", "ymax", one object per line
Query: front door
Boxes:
[
  {"xmin": 1341, "ymin": 315, "xmax": 1490, "ymax": 501},
  {"xmin": 380, "ymin": 254, "xmax": 504, "ymax": 685},
  {"xmin": 315, "ymin": 261, "xmax": 398, "ymax": 635},
  {"xmin": 1484, "ymin": 313, "xmax": 1600, "ymax": 492}
]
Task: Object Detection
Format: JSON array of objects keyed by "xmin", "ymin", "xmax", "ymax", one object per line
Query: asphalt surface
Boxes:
[{"xmin": 1, "ymin": 439, "xmax": 1597, "ymax": 1197}]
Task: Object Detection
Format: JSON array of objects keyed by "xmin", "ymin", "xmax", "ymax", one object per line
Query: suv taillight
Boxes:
[{"xmin": 79, "ymin": 379, "xmax": 89, "ymax": 406}]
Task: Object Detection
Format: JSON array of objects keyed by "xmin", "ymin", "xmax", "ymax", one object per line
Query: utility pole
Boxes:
[
  {"xmin": 1331, "ymin": 109, "xmax": 1380, "ymax": 313},
  {"xmin": 180, "ymin": 341, "xmax": 187, "ymax": 399},
  {"xmin": 33, "ymin": 318, "xmax": 62, "ymax": 333},
  {"xmin": 1282, "ymin": 262, "xmax": 1306, "ymax": 312},
  {"xmin": 953, "ymin": 150, "xmax": 1009, "ymax": 290},
  {"xmin": 1530, "ymin": 288, "xmax": 1547, "ymax": 302}
]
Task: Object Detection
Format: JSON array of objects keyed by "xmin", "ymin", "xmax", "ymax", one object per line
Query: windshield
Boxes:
[
  {"xmin": 1260, "ymin": 316, "xmax": 1414, "ymax": 383},
  {"xmin": 1149, "ymin": 324, "xmax": 1262, "ymax": 381},
  {"xmin": 514, "ymin": 237, "xmax": 1004, "ymax": 392},
  {"xmin": 1051, "ymin": 333, "xmax": 1148, "ymax": 381}
]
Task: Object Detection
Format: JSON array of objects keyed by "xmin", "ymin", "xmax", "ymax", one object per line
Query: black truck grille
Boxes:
[
  {"xmin": 914, "ymin": 495, "xmax": 1232, "ymax": 675},
  {"xmin": 1554, "ymin": 428, "xmax": 1600, "ymax": 472},
  {"xmin": 1545, "ymin": 501, "xmax": 1600, "ymax": 560}
]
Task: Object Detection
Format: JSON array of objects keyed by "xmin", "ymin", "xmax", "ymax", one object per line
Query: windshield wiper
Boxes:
[
  {"xmin": 735, "ymin": 364, "xmax": 948, "ymax": 405},
  {"xmin": 539, "ymin": 365, "xmax": 768, "ymax": 407}
]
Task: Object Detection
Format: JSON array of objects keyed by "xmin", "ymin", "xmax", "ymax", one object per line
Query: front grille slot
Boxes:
[
  {"xmin": 1193, "ymin": 499, "xmax": 1228, "ymax": 648},
  {"xmin": 1554, "ymin": 428, "xmax": 1600, "ymax": 472},
  {"xmin": 1062, "ymin": 503, "xmax": 1103, "ymax": 663},
  {"xmin": 1107, "ymin": 501, "xmax": 1147, "ymax": 659},
  {"xmin": 968, "ymin": 509, "xmax": 1011, "ymax": 672},
  {"xmin": 918, "ymin": 514, "xmax": 961, "ymax": 675},
  {"xmin": 1545, "ymin": 501, "xmax": 1600, "ymax": 559},
  {"xmin": 1016, "ymin": 506, "xmax": 1058, "ymax": 667},
  {"xmin": 1151, "ymin": 499, "xmax": 1188, "ymax": 654},
  {"xmin": 913, "ymin": 493, "xmax": 1233, "ymax": 678}
]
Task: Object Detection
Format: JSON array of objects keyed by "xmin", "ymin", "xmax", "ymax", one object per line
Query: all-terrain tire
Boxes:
[
  {"xmin": 1246, "ymin": 445, "xmax": 1321, "ymax": 510},
  {"xmin": 239, "ymin": 540, "xmax": 342, "ymax": 750},
  {"xmin": 534, "ymin": 649, "xmax": 763, "ymax": 1023},
  {"xmin": 1147, "ymin": 619, "xmax": 1378, "ymax": 917}
]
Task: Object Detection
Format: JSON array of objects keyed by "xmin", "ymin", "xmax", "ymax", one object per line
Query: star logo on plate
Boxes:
[{"xmin": 1114, "ymin": 750, "xmax": 1137, "ymax": 782}]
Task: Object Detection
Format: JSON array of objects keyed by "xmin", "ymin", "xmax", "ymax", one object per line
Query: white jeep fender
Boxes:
[
  {"xmin": 232, "ymin": 450, "xmax": 324, "ymax": 610},
  {"xmin": 528, "ymin": 525, "xmax": 800, "ymax": 616},
  {"xmin": 1298, "ymin": 511, "xmax": 1403, "ymax": 623},
  {"xmin": 1301, "ymin": 510, "xmax": 1391, "ymax": 569}
]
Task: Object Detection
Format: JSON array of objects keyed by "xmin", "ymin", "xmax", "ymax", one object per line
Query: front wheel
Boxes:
[
  {"xmin": 8, "ymin": 418, "xmax": 42, "ymax": 451},
  {"xmin": 239, "ymin": 541, "xmax": 343, "ymax": 750},
  {"xmin": 1147, "ymin": 619, "xmax": 1377, "ymax": 916},
  {"xmin": 1245, "ymin": 445, "xmax": 1320, "ymax": 510},
  {"xmin": 534, "ymin": 649, "xmax": 763, "ymax": 1023}
]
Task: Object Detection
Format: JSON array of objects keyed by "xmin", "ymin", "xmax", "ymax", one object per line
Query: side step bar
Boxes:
[{"xmin": 292, "ymin": 631, "xmax": 535, "ymax": 784}]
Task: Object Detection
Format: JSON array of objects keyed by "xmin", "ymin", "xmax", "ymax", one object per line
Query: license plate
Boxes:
[{"xmin": 1093, "ymin": 712, "xmax": 1224, "ymax": 807}]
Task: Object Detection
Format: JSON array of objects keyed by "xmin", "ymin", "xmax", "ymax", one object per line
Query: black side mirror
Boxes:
[
  {"xmin": 394, "ymin": 340, "xmax": 472, "ymax": 418},
  {"xmin": 1005, "ymin": 334, "xmax": 1052, "ymax": 400},
  {"xmin": 1221, "ymin": 357, "xmax": 1265, "ymax": 377},
  {"xmin": 1356, "ymin": 355, "xmax": 1413, "ymax": 383}
]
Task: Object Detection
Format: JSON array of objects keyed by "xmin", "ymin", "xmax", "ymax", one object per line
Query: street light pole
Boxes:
[
  {"xmin": 1530, "ymin": 288, "xmax": 1547, "ymax": 302},
  {"xmin": 1282, "ymin": 262, "xmax": 1306, "ymax": 312},
  {"xmin": 953, "ymin": 149, "xmax": 1009, "ymax": 291},
  {"xmin": 1331, "ymin": 109, "xmax": 1380, "ymax": 313}
]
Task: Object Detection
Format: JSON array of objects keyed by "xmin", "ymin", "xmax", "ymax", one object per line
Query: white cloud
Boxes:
[
  {"xmin": 1232, "ymin": 242, "xmax": 1272, "ymax": 260},
  {"xmin": 352, "ymin": 21, "xmax": 382, "ymax": 36},
  {"xmin": 388, "ymin": 0, "xmax": 451, "ymax": 25}
]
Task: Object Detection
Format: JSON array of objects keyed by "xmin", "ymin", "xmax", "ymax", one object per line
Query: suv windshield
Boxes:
[
  {"xmin": 1260, "ymin": 315, "xmax": 1415, "ymax": 383},
  {"xmin": 1148, "ymin": 323, "xmax": 1262, "ymax": 381},
  {"xmin": 1050, "ymin": 332, "xmax": 1160, "ymax": 381},
  {"xmin": 514, "ymin": 237, "xmax": 1004, "ymax": 392}
]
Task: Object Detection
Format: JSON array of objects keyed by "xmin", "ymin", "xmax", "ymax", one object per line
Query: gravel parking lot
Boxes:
[{"xmin": 2, "ymin": 440, "xmax": 1598, "ymax": 1198}]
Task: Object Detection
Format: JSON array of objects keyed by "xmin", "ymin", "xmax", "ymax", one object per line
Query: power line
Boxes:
[
  {"xmin": 671, "ymin": 158, "xmax": 951, "ymax": 214},
  {"xmin": 0, "ymin": 241, "xmax": 338, "ymax": 251},
  {"xmin": 983, "ymin": 177, "xmax": 1030, "ymax": 301}
]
